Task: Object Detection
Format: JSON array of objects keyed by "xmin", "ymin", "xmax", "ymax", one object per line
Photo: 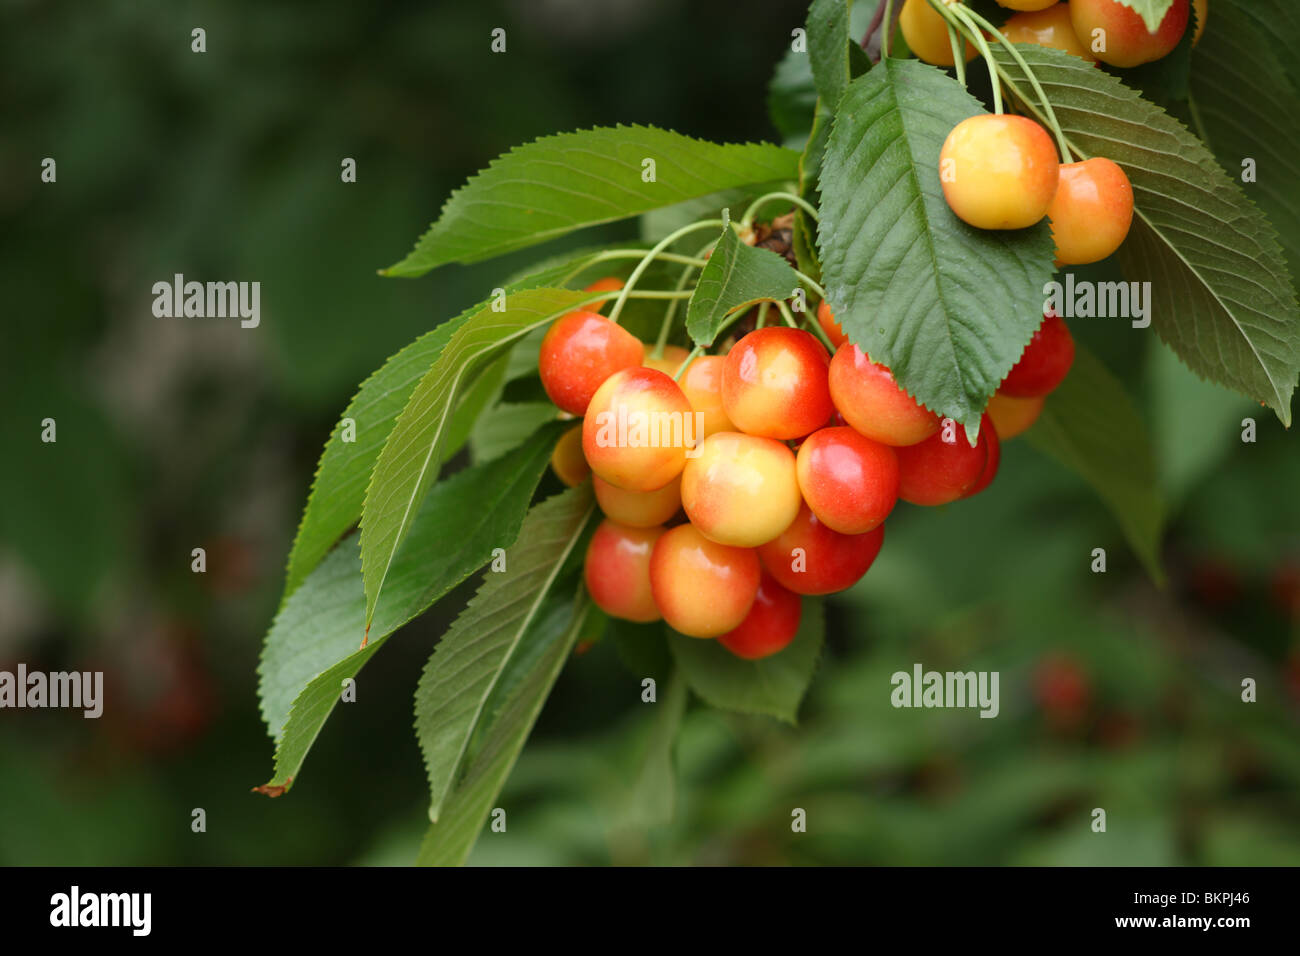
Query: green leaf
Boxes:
[
  {"xmin": 614, "ymin": 670, "xmax": 687, "ymax": 830},
  {"xmin": 1190, "ymin": 1, "xmax": 1300, "ymax": 281},
  {"xmin": 667, "ymin": 597, "xmax": 825, "ymax": 724},
  {"xmin": 991, "ymin": 45, "xmax": 1300, "ymax": 426},
  {"xmin": 469, "ymin": 401, "xmax": 559, "ymax": 465},
  {"xmin": 767, "ymin": 44, "xmax": 818, "ymax": 142},
  {"xmin": 415, "ymin": 484, "xmax": 595, "ymax": 822},
  {"xmin": 686, "ymin": 221, "xmax": 803, "ymax": 347},
  {"xmin": 257, "ymin": 422, "xmax": 567, "ymax": 791},
  {"xmin": 1025, "ymin": 343, "xmax": 1166, "ymax": 582},
  {"xmin": 383, "ymin": 125, "xmax": 800, "ymax": 277},
  {"xmin": 417, "ymin": 591, "xmax": 593, "ymax": 866},
  {"xmin": 280, "ymin": 250, "xmax": 616, "ymax": 603},
  {"xmin": 807, "ymin": 0, "xmax": 856, "ymax": 115},
  {"xmin": 359, "ymin": 287, "xmax": 586, "ymax": 633},
  {"xmin": 817, "ymin": 59, "xmax": 1056, "ymax": 429},
  {"xmin": 1113, "ymin": 0, "xmax": 1176, "ymax": 34}
]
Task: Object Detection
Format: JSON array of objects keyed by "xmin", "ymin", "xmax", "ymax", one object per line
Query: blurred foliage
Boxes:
[{"xmin": 1, "ymin": 0, "xmax": 1298, "ymax": 866}]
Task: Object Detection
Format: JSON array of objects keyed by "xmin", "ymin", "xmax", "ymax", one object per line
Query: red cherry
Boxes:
[
  {"xmin": 539, "ymin": 310, "xmax": 644, "ymax": 415},
  {"xmin": 962, "ymin": 414, "xmax": 1001, "ymax": 498},
  {"xmin": 827, "ymin": 344, "xmax": 940, "ymax": 447},
  {"xmin": 722, "ymin": 327, "xmax": 833, "ymax": 439},
  {"xmin": 999, "ymin": 312, "xmax": 1075, "ymax": 398},
  {"xmin": 650, "ymin": 523, "xmax": 760, "ymax": 638},
  {"xmin": 895, "ymin": 417, "xmax": 988, "ymax": 506},
  {"xmin": 757, "ymin": 503, "xmax": 884, "ymax": 595},
  {"xmin": 583, "ymin": 520, "xmax": 664, "ymax": 623},
  {"xmin": 796, "ymin": 426, "xmax": 899, "ymax": 534},
  {"xmin": 718, "ymin": 572, "xmax": 802, "ymax": 660},
  {"xmin": 816, "ymin": 300, "xmax": 848, "ymax": 348}
]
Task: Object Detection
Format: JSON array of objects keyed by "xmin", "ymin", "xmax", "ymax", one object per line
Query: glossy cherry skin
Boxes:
[
  {"xmin": 900, "ymin": 0, "xmax": 976, "ymax": 65},
  {"xmin": 539, "ymin": 310, "xmax": 644, "ymax": 415},
  {"xmin": 1003, "ymin": 3, "xmax": 1098, "ymax": 61},
  {"xmin": 679, "ymin": 355, "xmax": 736, "ymax": 438},
  {"xmin": 1047, "ymin": 158, "xmax": 1134, "ymax": 265},
  {"xmin": 817, "ymin": 300, "xmax": 848, "ymax": 349},
  {"xmin": 986, "ymin": 392, "xmax": 1045, "ymax": 440},
  {"xmin": 584, "ymin": 276, "xmax": 624, "ymax": 308},
  {"xmin": 593, "ymin": 474, "xmax": 681, "ymax": 528},
  {"xmin": 718, "ymin": 572, "xmax": 803, "ymax": 660},
  {"xmin": 650, "ymin": 523, "xmax": 761, "ymax": 638},
  {"xmin": 963, "ymin": 414, "xmax": 1001, "ymax": 497},
  {"xmin": 681, "ymin": 431, "xmax": 801, "ymax": 547},
  {"xmin": 584, "ymin": 520, "xmax": 664, "ymax": 623},
  {"xmin": 895, "ymin": 417, "xmax": 989, "ymax": 506},
  {"xmin": 757, "ymin": 504, "xmax": 885, "ymax": 596},
  {"xmin": 722, "ymin": 327, "xmax": 833, "ymax": 440},
  {"xmin": 796, "ymin": 426, "xmax": 899, "ymax": 534},
  {"xmin": 940, "ymin": 114, "xmax": 1060, "ymax": 230},
  {"xmin": 582, "ymin": 366, "xmax": 695, "ymax": 492},
  {"xmin": 1070, "ymin": 0, "xmax": 1189, "ymax": 67},
  {"xmin": 828, "ymin": 344, "xmax": 940, "ymax": 447},
  {"xmin": 550, "ymin": 424, "xmax": 590, "ymax": 487},
  {"xmin": 999, "ymin": 312, "xmax": 1075, "ymax": 398},
  {"xmin": 642, "ymin": 344, "xmax": 691, "ymax": 377}
]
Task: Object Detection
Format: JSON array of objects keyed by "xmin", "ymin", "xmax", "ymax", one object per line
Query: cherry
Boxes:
[
  {"xmin": 642, "ymin": 344, "xmax": 691, "ymax": 377},
  {"xmin": 996, "ymin": 0, "xmax": 1057, "ymax": 10},
  {"xmin": 1047, "ymin": 157, "xmax": 1134, "ymax": 266},
  {"xmin": 963, "ymin": 414, "xmax": 1001, "ymax": 497},
  {"xmin": 999, "ymin": 312, "xmax": 1075, "ymax": 398},
  {"xmin": 550, "ymin": 423, "xmax": 590, "ymax": 487},
  {"xmin": 582, "ymin": 366, "xmax": 695, "ymax": 492},
  {"xmin": 827, "ymin": 344, "xmax": 940, "ymax": 447},
  {"xmin": 584, "ymin": 276, "xmax": 625, "ymax": 308},
  {"xmin": 539, "ymin": 310, "xmax": 644, "ymax": 415},
  {"xmin": 650, "ymin": 523, "xmax": 760, "ymax": 638},
  {"xmin": 1003, "ymin": 3, "xmax": 1098, "ymax": 61},
  {"xmin": 941, "ymin": 114, "xmax": 1060, "ymax": 231},
  {"xmin": 1069, "ymin": 0, "xmax": 1189, "ymax": 68},
  {"xmin": 593, "ymin": 474, "xmax": 681, "ymax": 528},
  {"xmin": 718, "ymin": 572, "xmax": 802, "ymax": 660},
  {"xmin": 1033, "ymin": 654, "xmax": 1091, "ymax": 729},
  {"xmin": 678, "ymin": 354, "xmax": 736, "ymax": 438},
  {"xmin": 986, "ymin": 392, "xmax": 1045, "ymax": 440},
  {"xmin": 722, "ymin": 327, "xmax": 833, "ymax": 440},
  {"xmin": 584, "ymin": 519, "xmax": 664, "ymax": 623},
  {"xmin": 757, "ymin": 504, "xmax": 884, "ymax": 596},
  {"xmin": 895, "ymin": 417, "xmax": 989, "ymax": 506},
  {"xmin": 796, "ymin": 426, "xmax": 899, "ymax": 534},
  {"xmin": 900, "ymin": 0, "xmax": 976, "ymax": 66},
  {"xmin": 681, "ymin": 431, "xmax": 802, "ymax": 547},
  {"xmin": 816, "ymin": 300, "xmax": 848, "ymax": 349}
]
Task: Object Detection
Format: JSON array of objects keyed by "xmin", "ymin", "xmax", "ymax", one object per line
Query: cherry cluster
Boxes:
[{"xmin": 538, "ymin": 277, "xmax": 1075, "ymax": 661}]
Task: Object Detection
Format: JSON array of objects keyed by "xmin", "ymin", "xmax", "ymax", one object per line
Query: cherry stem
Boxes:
[
  {"xmin": 755, "ymin": 301, "xmax": 771, "ymax": 329},
  {"xmin": 740, "ymin": 191, "xmax": 820, "ymax": 227},
  {"xmin": 794, "ymin": 269, "xmax": 825, "ymax": 300},
  {"xmin": 946, "ymin": 21, "xmax": 967, "ymax": 88},
  {"xmin": 672, "ymin": 345, "xmax": 705, "ymax": 382},
  {"xmin": 805, "ymin": 306, "xmax": 837, "ymax": 352},
  {"xmin": 775, "ymin": 299, "xmax": 799, "ymax": 328},
  {"xmin": 652, "ymin": 237, "xmax": 716, "ymax": 358},
  {"xmin": 882, "ymin": 0, "xmax": 896, "ymax": 57},
  {"xmin": 945, "ymin": 2, "xmax": 1002, "ymax": 114},
  {"xmin": 607, "ymin": 219, "xmax": 725, "ymax": 326},
  {"xmin": 954, "ymin": 3, "xmax": 1074, "ymax": 162}
]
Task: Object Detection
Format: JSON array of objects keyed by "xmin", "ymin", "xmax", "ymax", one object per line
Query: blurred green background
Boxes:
[{"xmin": 2, "ymin": 0, "xmax": 1298, "ymax": 866}]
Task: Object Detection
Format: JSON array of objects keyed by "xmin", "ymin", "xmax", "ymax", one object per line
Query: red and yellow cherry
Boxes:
[
  {"xmin": 722, "ymin": 327, "xmax": 833, "ymax": 440},
  {"xmin": 539, "ymin": 310, "xmax": 644, "ymax": 415},
  {"xmin": 718, "ymin": 572, "xmax": 802, "ymax": 660},
  {"xmin": 796, "ymin": 426, "xmax": 899, "ymax": 534},
  {"xmin": 582, "ymin": 366, "xmax": 694, "ymax": 492},
  {"xmin": 1193, "ymin": 0, "xmax": 1207, "ymax": 45},
  {"xmin": 650, "ymin": 523, "xmax": 760, "ymax": 638},
  {"xmin": 584, "ymin": 520, "xmax": 664, "ymax": 622},
  {"xmin": 1069, "ymin": 0, "xmax": 1190, "ymax": 67},
  {"xmin": 550, "ymin": 424, "xmax": 590, "ymax": 487},
  {"xmin": 996, "ymin": 0, "xmax": 1057, "ymax": 10},
  {"xmin": 678, "ymin": 355, "xmax": 736, "ymax": 438},
  {"xmin": 940, "ymin": 114, "xmax": 1060, "ymax": 230},
  {"xmin": 963, "ymin": 414, "xmax": 1001, "ymax": 497},
  {"xmin": 642, "ymin": 344, "xmax": 690, "ymax": 376},
  {"xmin": 986, "ymin": 392, "xmax": 1045, "ymax": 440},
  {"xmin": 900, "ymin": 0, "xmax": 977, "ymax": 66},
  {"xmin": 593, "ymin": 474, "xmax": 681, "ymax": 528},
  {"xmin": 681, "ymin": 431, "xmax": 801, "ymax": 547},
  {"xmin": 827, "ymin": 344, "xmax": 940, "ymax": 447},
  {"xmin": 895, "ymin": 417, "xmax": 989, "ymax": 506},
  {"xmin": 816, "ymin": 300, "xmax": 848, "ymax": 349},
  {"xmin": 1047, "ymin": 157, "xmax": 1134, "ymax": 265},
  {"xmin": 999, "ymin": 312, "xmax": 1075, "ymax": 398},
  {"xmin": 584, "ymin": 276, "xmax": 625, "ymax": 309},
  {"xmin": 1003, "ymin": 3, "xmax": 1098, "ymax": 61},
  {"xmin": 757, "ymin": 503, "xmax": 884, "ymax": 596}
]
